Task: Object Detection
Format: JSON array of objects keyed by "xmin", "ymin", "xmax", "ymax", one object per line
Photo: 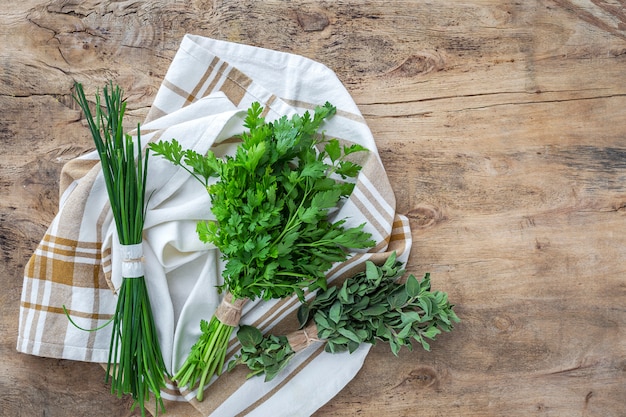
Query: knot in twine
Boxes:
[
  {"xmin": 286, "ymin": 321, "xmax": 322, "ymax": 352},
  {"xmin": 215, "ymin": 292, "xmax": 248, "ymax": 327}
]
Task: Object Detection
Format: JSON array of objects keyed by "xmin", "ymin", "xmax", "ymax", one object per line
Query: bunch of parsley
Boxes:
[
  {"xmin": 229, "ymin": 252, "xmax": 459, "ymax": 381},
  {"xmin": 150, "ymin": 102, "xmax": 375, "ymax": 400}
]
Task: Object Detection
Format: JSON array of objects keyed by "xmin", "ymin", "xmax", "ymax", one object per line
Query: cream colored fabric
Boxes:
[{"xmin": 17, "ymin": 34, "xmax": 413, "ymax": 417}]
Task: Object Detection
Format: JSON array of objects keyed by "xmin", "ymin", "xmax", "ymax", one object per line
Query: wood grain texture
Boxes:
[{"xmin": 2, "ymin": 1, "xmax": 625, "ymax": 416}]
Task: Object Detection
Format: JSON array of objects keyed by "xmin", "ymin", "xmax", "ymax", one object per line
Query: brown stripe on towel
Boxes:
[
  {"xmin": 21, "ymin": 301, "xmax": 112, "ymax": 321},
  {"xmin": 59, "ymin": 158, "xmax": 99, "ymax": 197},
  {"xmin": 200, "ymin": 60, "xmax": 228, "ymax": 100},
  {"xmin": 261, "ymin": 94, "xmax": 278, "ymax": 118},
  {"xmin": 233, "ymin": 344, "xmax": 327, "ymax": 417},
  {"xmin": 357, "ymin": 155, "xmax": 396, "ymax": 218},
  {"xmin": 348, "ymin": 192, "xmax": 388, "ymax": 239},
  {"xmin": 163, "ymin": 79, "xmax": 194, "ymax": 106},
  {"xmin": 219, "ymin": 66, "xmax": 254, "ymax": 106},
  {"xmin": 188, "ymin": 56, "xmax": 222, "ymax": 103},
  {"xmin": 144, "ymin": 104, "xmax": 168, "ymax": 124}
]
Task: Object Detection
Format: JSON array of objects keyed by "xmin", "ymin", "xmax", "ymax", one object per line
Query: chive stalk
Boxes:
[{"xmin": 74, "ymin": 82, "xmax": 168, "ymax": 416}]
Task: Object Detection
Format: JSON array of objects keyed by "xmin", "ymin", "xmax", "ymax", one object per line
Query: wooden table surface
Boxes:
[{"xmin": 2, "ymin": 1, "xmax": 625, "ymax": 416}]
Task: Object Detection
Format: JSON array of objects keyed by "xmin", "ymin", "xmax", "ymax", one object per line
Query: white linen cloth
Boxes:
[{"xmin": 17, "ymin": 34, "xmax": 413, "ymax": 416}]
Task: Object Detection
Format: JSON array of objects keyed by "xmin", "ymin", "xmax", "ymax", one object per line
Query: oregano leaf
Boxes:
[
  {"xmin": 237, "ymin": 325, "xmax": 263, "ymax": 348},
  {"xmin": 329, "ymin": 302, "xmax": 342, "ymax": 324},
  {"xmin": 405, "ymin": 274, "xmax": 420, "ymax": 298}
]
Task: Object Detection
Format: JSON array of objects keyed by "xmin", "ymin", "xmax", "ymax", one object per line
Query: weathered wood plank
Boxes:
[{"xmin": 2, "ymin": 1, "xmax": 625, "ymax": 416}]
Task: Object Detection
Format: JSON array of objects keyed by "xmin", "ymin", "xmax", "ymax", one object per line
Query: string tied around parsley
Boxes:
[{"xmin": 215, "ymin": 293, "xmax": 248, "ymax": 327}]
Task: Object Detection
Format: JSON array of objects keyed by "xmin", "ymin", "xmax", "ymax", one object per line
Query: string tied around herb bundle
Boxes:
[
  {"xmin": 120, "ymin": 243, "xmax": 145, "ymax": 278},
  {"xmin": 286, "ymin": 322, "xmax": 322, "ymax": 352},
  {"xmin": 215, "ymin": 292, "xmax": 248, "ymax": 327}
]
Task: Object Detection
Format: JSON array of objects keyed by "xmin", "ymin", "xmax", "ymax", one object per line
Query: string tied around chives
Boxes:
[
  {"xmin": 72, "ymin": 81, "xmax": 168, "ymax": 417},
  {"xmin": 120, "ymin": 243, "xmax": 145, "ymax": 278}
]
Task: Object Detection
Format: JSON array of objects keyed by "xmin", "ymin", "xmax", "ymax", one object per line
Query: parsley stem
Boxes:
[
  {"xmin": 177, "ymin": 163, "xmax": 209, "ymax": 188},
  {"xmin": 274, "ymin": 271, "xmax": 311, "ymax": 278},
  {"xmin": 271, "ymin": 186, "xmax": 313, "ymax": 246},
  {"xmin": 195, "ymin": 319, "xmax": 234, "ymax": 401},
  {"xmin": 249, "ymin": 281, "xmax": 307, "ymax": 289},
  {"xmin": 295, "ymin": 240, "xmax": 334, "ymax": 248}
]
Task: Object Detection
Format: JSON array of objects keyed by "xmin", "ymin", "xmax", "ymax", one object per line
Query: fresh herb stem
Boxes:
[
  {"xmin": 172, "ymin": 316, "xmax": 235, "ymax": 401},
  {"xmin": 274, "ymin": 272, "xmax": 312, "ymax": 279},
  {"xmin": 196, "ymin": 321, "xmax": 232, "ymax": 401},
  {"xmin": 270, "ymin": 187, "xmax": 313, "ymax": 245}
]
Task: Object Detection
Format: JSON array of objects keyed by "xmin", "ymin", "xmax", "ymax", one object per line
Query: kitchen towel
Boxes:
[{"xmin": 17, "ymin": 34, "xmax": 413, "ymax": 417}]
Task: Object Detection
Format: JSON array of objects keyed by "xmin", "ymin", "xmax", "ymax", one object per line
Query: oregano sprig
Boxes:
[
  {"xmin": 228, "ymin": 326, "xmax": 296, "ymax": 381},
  {"xmin": 229, "ymin": 253, "xmax": 459, "ymax": 381}
]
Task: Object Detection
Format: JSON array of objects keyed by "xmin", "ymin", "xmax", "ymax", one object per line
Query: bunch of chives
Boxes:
[{"xmin": 74, "ymin": 82, "xmax": 167, "ymax": 416}]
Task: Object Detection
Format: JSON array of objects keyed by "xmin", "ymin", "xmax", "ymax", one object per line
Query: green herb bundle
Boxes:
[
  {"xmin": 149, "ymin": 102, "xmax": 375, "ymax": 400},
  {"xmin": 74, "ymin": 82, "xmax": 167, "ymax": 416},
  {"xmin": 229, "ymin": 252, "xmax": 459, "ymax": 381}
]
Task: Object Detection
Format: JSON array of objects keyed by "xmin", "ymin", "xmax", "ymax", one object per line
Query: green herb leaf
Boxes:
[
  {"xmin": 343, "ymin": 143, "xmax": 368, "ymax": 156},
  {"xmin": 365, "ymin": 261, "xmax": 380, "ymax": 281},
  {"xmin": 405, "ymin": 274, "xmax": 421, "ymax": 298},
  {"xmin": 297, "ymin": 303, "xmax": 310, "ymax": 328},
  {"xmin": 324, "ymin": 139, "xmax": 341, "ymax": 162},
  {"xmin": 237, "ymin": 325, "xmax": 264, "ymax": 348},
  {"xmin": 329, "ymin": 302, "xmax": 342, "ymax": 324},
  {"xmin": 337, "ymin": 160, "xmax": 362, "ymax": 178},
  {"xmin": 337, "ymin": 327, "xmax": 362, "ymax": 343},
  {"xmin": 362, "ymin": 305, "xmax": 388, "ymax": 316}
]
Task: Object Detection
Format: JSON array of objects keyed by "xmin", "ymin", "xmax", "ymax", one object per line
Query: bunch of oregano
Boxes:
[
  {"xmin": 228, "ymin": 327, "xmax": 296, "ymax": 381},
  {"xmin": 229, "ymin": 252, "xmax": 459, "ymax": 381},
  {"xmin": 149, "ymin": 101, "xmax": 375, "ymax": 400},
  {"xmin": 73, "ymin": 82, "xmax": 167, "ymax": 416}
]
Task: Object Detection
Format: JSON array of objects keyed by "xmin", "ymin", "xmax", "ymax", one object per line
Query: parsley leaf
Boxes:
[{"xmin": 150, "ymin": 102, "xmax": 375, "ymax": 302}]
